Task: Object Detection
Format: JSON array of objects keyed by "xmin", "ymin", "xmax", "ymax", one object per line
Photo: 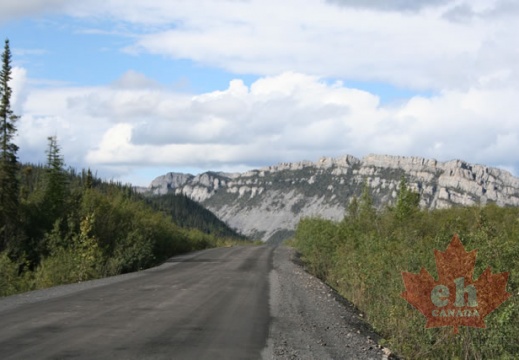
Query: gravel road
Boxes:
[
  {"xmin": 263, "ymin": 246, "xmax": 390, "ymax": 360},
  {"xmin": 0, "ymin": 245, "xmax": 392, "ymax": 359},
  {"xmin": 0, "ymin": 246, "xmax": 271, "ymax": 359}
]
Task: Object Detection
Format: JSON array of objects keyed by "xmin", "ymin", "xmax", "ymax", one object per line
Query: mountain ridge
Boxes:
[{"xmin": 145, "ymin": 154, "xmax": 519, "ymax": 242}]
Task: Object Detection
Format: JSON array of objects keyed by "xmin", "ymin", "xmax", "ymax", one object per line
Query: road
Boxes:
[{"xmin": 0, "ymin": 246, "xmax": 273, "ymax": 360}]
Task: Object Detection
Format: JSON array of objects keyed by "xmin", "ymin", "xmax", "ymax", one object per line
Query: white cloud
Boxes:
[
  {"xmin": 326, "ymin": 0, "xmax": 452, "ymax": 12},
  {"xmin": 11, "ymin": 67, "xmax": 28, "ymax": 113},
  {"xmin": 0, "ymin": 0, "xmax": 70, "ymax": 22},
  {"xmin": 14, "ymin": 70, "xmax": 519, "ymax": 185},
  {"xmin": 111, "ymin": 70, "xmax": 161, "ymax": 90},
  {"xmin": 55, "ymin": 0, "xmax": 519, "ymax": 92},
  {"xmin": 5, "ymin": 1, "xmax": 519, "ymax": 92}
]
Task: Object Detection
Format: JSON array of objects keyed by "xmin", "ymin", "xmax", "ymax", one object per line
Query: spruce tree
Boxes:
[
  {"xmin": 85, "ymin": 168, "xmax": 93, "ymax": 189},
  {"xmin": 44, "ymin": 136, "xmax": 67, "ymax": 220},
  {"xmin": 395, "ymin": 177, "xmax": 420, "ymax": 222},
  {"xmin": 0, "ymin": 39, "xmax": 20, "ymax": 251}
]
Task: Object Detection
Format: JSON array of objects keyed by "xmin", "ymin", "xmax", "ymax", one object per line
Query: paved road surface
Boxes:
[{"xmin": 0, "ymin": 246, "xmax": 272, "ymax": 360}]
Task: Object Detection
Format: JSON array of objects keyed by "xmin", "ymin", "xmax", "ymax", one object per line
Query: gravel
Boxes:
[{"xmin": 262, "ymin": 246, "xmax": 395, "ymax": 360}]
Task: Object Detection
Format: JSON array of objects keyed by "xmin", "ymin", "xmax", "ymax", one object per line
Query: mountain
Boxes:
[{"xmin": 145, "ymin": 154, "xmax": 519, "ymax": 242}]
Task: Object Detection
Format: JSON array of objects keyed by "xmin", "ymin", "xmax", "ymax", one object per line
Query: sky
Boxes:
[{"xmin": 1, "ymin": 0, "xmax": 519, "ymax": 186}]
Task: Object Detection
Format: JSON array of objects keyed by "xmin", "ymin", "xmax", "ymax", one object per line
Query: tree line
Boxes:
[{"xmin": 0, "ymin": 39, "xmax": 248, "ymax": 297}]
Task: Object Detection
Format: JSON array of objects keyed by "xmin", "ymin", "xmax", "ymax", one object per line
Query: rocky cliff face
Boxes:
[{"xmin": 147, "ymin": 154, "xmax": 519, "ymax": 242}]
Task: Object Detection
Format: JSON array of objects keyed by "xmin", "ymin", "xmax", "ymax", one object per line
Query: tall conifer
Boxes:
[
  {"xmin": 0, "ymin": 39, "xmax": 20, "ymax": 250},
  {"xmin": 44, "ymin": 136, "xmax": 67, "ymax": 218}
]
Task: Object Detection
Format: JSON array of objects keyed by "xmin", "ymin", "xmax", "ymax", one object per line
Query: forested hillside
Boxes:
[
  {"xmin": 145, "ymin": 193, "xmax": 245, "ymax": 239},
  {"xmin": 0, "ymin": 160, "xmax": 247, "ymax": 297},
  {"xmin": 0, "ymin": 40, "xmax": 247, "ymax": 297},
  {"xmin": 293, "ymin": 180, "xmax": 519, "ymax": 359}
]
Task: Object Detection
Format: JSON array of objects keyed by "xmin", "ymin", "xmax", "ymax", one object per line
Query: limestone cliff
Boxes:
[{"xmin": 147, "ymin": 155, "xmax": 519, "ymax": 242}]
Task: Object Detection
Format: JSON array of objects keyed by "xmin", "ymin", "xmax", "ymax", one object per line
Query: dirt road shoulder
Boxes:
[{"xmin": 263, "ymin": 246, "xmax": 393, "ymax": 360}]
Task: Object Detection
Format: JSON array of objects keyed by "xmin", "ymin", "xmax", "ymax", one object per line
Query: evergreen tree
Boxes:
[
  {"xmin": 0, "ymin": 39, "xmax": 20, "ymax": 251},
  {"xmin": 44, "ymin": 136, "xmax": 68, "ymax": 220},
  {"xmin": 85, "ymin": 168, "xmax": 93, "ymax": 189},
  {"xmin": 359, "ymin": 182, "xmax": 376, "ymax": 220},
  {"xmin": 395, "ymin": 176, "xmax": 420, "ymax": 222},
  {"xmin": 347, "ymin": 196, "xmax": 359, "ymax": 220}
]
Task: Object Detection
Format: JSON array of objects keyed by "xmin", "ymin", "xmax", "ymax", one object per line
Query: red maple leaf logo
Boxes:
[{"xmin": 401, "ymin": 234, "xmax": 511, "ymax": 334}]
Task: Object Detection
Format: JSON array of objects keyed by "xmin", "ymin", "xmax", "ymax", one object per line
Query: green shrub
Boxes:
[
  {"xmin": 0, "ymin": 252, "xmax": 34, "ymax": 296},
  {"xmin": 293, "ymin": 203, "xmax": 519, "ymax": 359}
]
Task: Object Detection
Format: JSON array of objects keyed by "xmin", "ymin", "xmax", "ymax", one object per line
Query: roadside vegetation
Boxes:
[
  {"xmin": 293, "ymin": 180, "xmax": 519, "ymax": 359},
  {"xmin": 0, "ymin": 39, "xmax": 248, "ymax": 297}
]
